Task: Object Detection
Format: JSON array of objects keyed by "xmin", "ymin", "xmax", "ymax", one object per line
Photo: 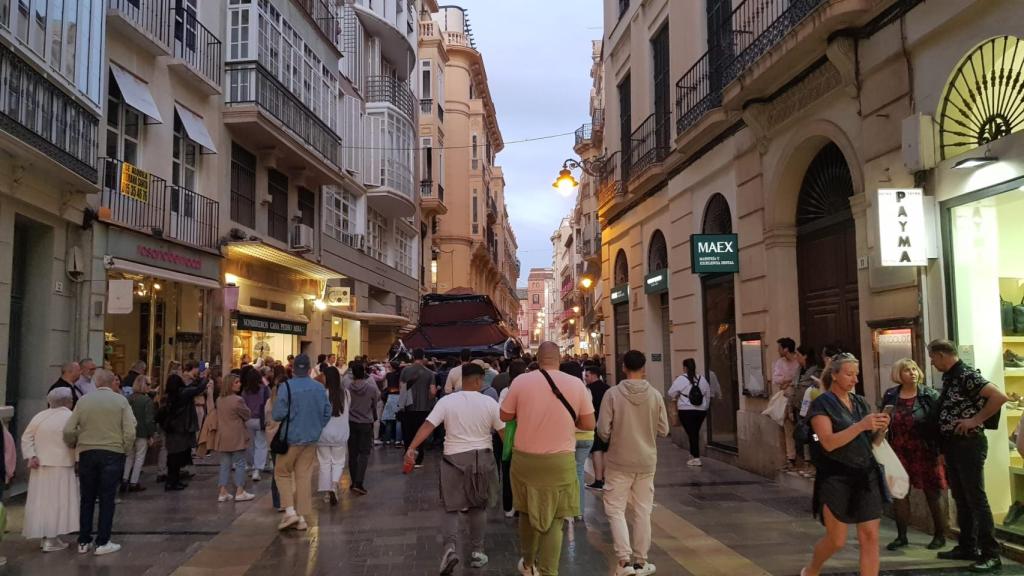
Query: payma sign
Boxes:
[{"xmin": 878, "ymin": 188, "xmax": 926, "ymax": 266}]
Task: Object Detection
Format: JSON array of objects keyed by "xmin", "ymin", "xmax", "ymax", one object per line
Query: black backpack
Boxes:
[{"xmin": 688, "ymin": 376, "xmax": 705, "ymax": 407}]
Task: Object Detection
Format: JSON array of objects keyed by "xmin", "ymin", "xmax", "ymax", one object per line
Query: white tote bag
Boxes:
[
  {"xmin": 872, "ymin": 439, "xmax": 910, "ymax": 500},
  {"xmin": 761, "ymin": 390, "xmax": 788, "ymax": 426}
]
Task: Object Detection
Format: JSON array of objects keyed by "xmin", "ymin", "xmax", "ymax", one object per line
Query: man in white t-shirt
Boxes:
[
  {"xmin": 405, "ymin": 363, "xmax": 505, "ymax": 575},
  {"xmin": 444, "ymin": 348, "xmax": 473, "ymax": 393}
]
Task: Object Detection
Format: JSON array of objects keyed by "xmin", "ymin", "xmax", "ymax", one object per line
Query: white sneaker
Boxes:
[
  {"xmin": 614, "ymin": 563, "xmax": 637, "ymax": 576},
  {"xmin": 252, "ymin": 470, "xmax": 261, "ymax": 482},
  {"xmin": 41, "ymin": 538, "xmax": 68, "ymax": 552},
  {"xmin": 94, "ymin": 542, "xmax": 122, "ymax": 556},
  {"xmin": 504, "ymin": 509, "xmax": 515, "ymax": 518},
  {"xmin": 439, "ymin": 546, "xmax": 459, "ymax": 575},
  {"xmin": 470, "ymin": 551, "xmax": 488, "ymax": 568},
  {"xmin": 77, "ymin": 543, "xmax": 91, "ymax": 554},
  {"xmin": 234, "ymin": 491, "xmax": 256, "ymax": 502},
  {"xmin": 517, "ymin": 558, "xmax": 537, "ymax": 576},
  {"xmin": 634, "ymin": 562, "xmax": 657, "ymax": 575},
  {"xmin": 295, "ymin": 518, "xmax": 308, "ymax": 531},
  {"xmin": 686, "ymin": 458, "xmax": 702, "ymax": 467},
  {"xmin": 218, "ymin": 493, "xmax": 234, "ymax": 502},
  {"xmin": 278, "ymin": 513, "xmax": 300, "ymax": 530}
]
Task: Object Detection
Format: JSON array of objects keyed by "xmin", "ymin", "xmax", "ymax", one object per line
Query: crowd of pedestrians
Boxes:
[{"xmin": 0, "ymin": 331, "xmax": 1013, "ymax": 576}]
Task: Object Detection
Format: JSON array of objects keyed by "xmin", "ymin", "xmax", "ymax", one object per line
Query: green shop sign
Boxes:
[
  {"xmin": 236, "ymin": 313, "xmax": 307, "ymax": 336},
  {"xmin": 644, "ymin": 269, "xmax": 669, "ymax": 294},
  {"xmin": 610, "ymin": 283, "xmax": 629, "ymax": 304},
  {"xmin": 691, "ymin": 234, "xmax": 739, "ymax": 274}
]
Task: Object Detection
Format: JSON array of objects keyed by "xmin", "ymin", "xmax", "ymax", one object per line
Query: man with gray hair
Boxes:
[
  {"xmin": 63, "ymin": 369, "xmax": 136, "ymax": 556},
  {"xmin": 76, "ymin": 358, "xmax": 97, "ymax": 396},
  {"xmin": 928, "ymin": 339, "xmax": 1007, "ymax": 573},
  {"xmin": 49, "ymin": 362, "xmax": 82, "ymax": 407}
]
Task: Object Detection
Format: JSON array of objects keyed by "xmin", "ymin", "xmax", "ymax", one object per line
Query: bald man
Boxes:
[
  {"xmin": 500, "ymin": 341, "xmax": 595, "ymax": 576},
  {"xmin": 49, "ymin": 362, "xmax": 83, "ymax": 407}
]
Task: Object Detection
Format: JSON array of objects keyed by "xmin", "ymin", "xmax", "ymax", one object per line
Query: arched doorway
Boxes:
[
  {"xmin": 796, "ymin": 142, "xmax": 861, "ymax": 391},
  {"xmin": 648, "ymin": 231, "xmax": 671, "ymax": 391},
  {"xmin": 613, "ymin": 250, "xmax": 630, "ymax": 384},
  {"xmin": 701, "ymin": 193, "xmax": 738, "ymax": 449}
]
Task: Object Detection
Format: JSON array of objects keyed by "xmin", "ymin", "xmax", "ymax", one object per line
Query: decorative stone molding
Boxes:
[
  {"xmin": 741, "ymin": 102, "xmax": 771, "ymax": 154},
  {"xmin": 759, "ymin": 64, "xmax": 842, "ymax": 135},
  {"xmin": 826, "ymin": 36, "xmax": 858, "ymax": 98},
  {"xmin": 763, "ymin": 225, "xmax": 798, "ymax": 249}
]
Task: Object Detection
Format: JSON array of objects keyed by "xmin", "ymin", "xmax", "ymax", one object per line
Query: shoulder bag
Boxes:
[
  {"xmin": 539, "ymin": 369, "xmax": 577, "ymax": 422},
  {"xmin": 270, "ymin": 381, "xmax": 292, "ymax": 455}
]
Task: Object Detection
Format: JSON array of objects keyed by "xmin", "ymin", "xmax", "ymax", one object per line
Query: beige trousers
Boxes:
[
  {"xmin": 274, "ymin": 444, "xmax": 317, "ymax": 516},
  {"xmin": 602, "ymin": 468, "xmax": 655, "ymax": 563}
]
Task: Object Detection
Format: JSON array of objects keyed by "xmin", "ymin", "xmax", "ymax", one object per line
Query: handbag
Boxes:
[
  {"xmin": 871, "ymin": 439, "xmax": 910, "ymax": 500},
  {"xmin": 270, "ymin": 381, "xmax": 291, "ymax": 455},
  {"xmin": 1014, "ymin": 295, "xmax": 1024, "ymax": 334},
  {"xmin": 762, "ymin": 390, "xmax": 788, "ymax": 426},
  {"xmin": 1002, "ymin": 296, "xmax": 1016, "ymax": 335}
]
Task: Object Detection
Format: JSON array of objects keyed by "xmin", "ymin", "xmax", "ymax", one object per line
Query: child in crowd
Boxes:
[{"xmin": 382, "ymin": 380, "xmax": 402, "ymax": 447}]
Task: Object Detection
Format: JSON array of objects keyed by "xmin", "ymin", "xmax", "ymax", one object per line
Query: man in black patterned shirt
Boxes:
[{"xmin": 929, "ymin": 339, "xmax": 1007, "ymax": 573}]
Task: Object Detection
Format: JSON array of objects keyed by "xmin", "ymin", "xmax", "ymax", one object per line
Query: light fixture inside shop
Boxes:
[
  {"xmin": 953, "ymin": 154, "xmax": 998, "ymax": 169},
  {"xmin": 572, "ymin": 305, "xmax": 580, "ymax": 314},
  {"xmin": 569, "ymin": 318, "xmax": 576, "ymax": 325},
  {"xmin": 590, "ymin": 332, "xmax": 599, "ymax": 338},
  {"xmin": 152, "ymin": 283, "xmax": 161, "ymax": 291},
  {"xmin": 225, "ymin": 273, "xmax": 240, "ymax": 286}
]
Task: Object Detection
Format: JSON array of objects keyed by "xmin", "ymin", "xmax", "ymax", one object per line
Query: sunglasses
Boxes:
[{"xmin": 831, "ymin": 352, "xmax": 857, "ymax": 362}]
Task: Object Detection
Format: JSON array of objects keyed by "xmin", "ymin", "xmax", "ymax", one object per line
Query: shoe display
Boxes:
[
  {"xmin": 439, "ymin": 546, "xmax": 459, "ymax": 575},
  {"xmin": 1005, "ymin": 501, "xmax": 1024, "ymax": 526},
  {"xmin": 1005, "ymin": 349, "xmax": 1024, "ymax": 368},
  {"xmin": 886, "ymin": 536, "xmax": 909, "ymax": 551},
  {"xmin": 970, "ymin": 556, "xmax": 1003, "ymax": 573},
  {"xmin": 94, "ymin": 542, "xmax": 122, "ymax": 556}
]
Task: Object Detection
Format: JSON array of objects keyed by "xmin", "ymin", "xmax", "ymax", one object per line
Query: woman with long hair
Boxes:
[
  {"xmin": 802, "ymin": 353, "xmax": 890, "ymax": 576},
  {"xmin": 213, "ymin": 374, "xmax": 255, "ymax": 503},
  {"xmin": 881, "ymin": 358, "xmax": 946, "ymax": 551},
  {"xmin": 241, "ymin": 367, "xmax": 271, "ymax": 481},
  {"xmin": 161, "ymin": 361, "xmax": 205, "ymax": 491},
  {"xmin": 667, "ymin": 358, "xmax": 711, "ymax": 466},
  {"xmin": 345, "ymin": 362, "xmax": 379, "ymax": 496},
  {"xmin": 317, "ymin": 366, "xmax": 351, "ymax": 505}
]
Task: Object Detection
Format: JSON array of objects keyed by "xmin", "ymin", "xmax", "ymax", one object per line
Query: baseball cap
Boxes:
[{"xmin": 293, "ymin": 354, "xmax": 311, "ymax": 374}]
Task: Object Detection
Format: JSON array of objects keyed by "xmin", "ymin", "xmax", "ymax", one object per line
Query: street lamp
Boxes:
[
  {"xmin": 552, "ymin": 157, "xmax": 605, "ymax": 197},
  {"xmin": 580, "ymin": 276, "xmax": 593, "ymax": 289},
  {"xmin": 572, "ymin": 305, "xmax": 580, "ymax": 314}
]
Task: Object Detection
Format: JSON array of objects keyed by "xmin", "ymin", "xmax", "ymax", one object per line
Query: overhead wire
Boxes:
[{"xmin": 337, "ymin": 129, "xmax": 576, "ymax": 151}]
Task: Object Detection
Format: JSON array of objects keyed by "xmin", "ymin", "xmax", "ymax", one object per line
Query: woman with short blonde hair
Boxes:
[{"xmin": 881, "ymin": 357, "xmax": 946, "ymax": 551}]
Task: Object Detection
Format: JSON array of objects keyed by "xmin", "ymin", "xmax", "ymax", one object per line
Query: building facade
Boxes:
[
  {"xmin": 419, "ymin": 5, "xmax": 520, "ymax": 325},
  {"xmin": 525, "ymin": 267, "xmax": 557, "ymax": 351},
  {"xmin": 581, "ymin": 0, "xmax": 1024, "ymax": 532}
]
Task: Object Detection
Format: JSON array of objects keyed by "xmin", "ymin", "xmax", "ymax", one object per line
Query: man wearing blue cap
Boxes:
[{"xmin": 272, "ymin": 354, "xmax": 331, "ymax": 531}]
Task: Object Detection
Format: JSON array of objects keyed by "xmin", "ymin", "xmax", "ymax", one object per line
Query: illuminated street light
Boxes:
[
  {"xmin": 572, "ymin": 305, "xmax": 580, "ymax": 314},
  {"xmin": 552, "ymin": 157, "xmax": 606, "ymax": 197},
  {"xmin": 580, "ymin": 276, "xmax": 593, "ymax": 289}
]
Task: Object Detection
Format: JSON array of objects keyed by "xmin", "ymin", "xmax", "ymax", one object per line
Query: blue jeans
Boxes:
[
  {"xmin": 382, "ymin": 419, "xmax": 397, "ymax": 443},
  {"xmin": 574, "ymin": 439, "xmax": 594, "ymax": 516},
  {"xmin": 219, "ymin": 450, "xmax": 247, "ymax": 489},
  {"xmin": 78, "ymin": 449, "xmax": 125, "ymax": 546}
]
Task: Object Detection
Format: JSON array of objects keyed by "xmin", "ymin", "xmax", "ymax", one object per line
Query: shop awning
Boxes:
[
  {"xmin": 331, "ymin": 309, "xmax": 409, "ymax": 327},
  {"xmin": 225, "ymin": 242, "xmax": 345, "ymax": 281},
  {"xmin": 110, "ymin": 63, "xmax": 163, "ymax": 123},
  {"xmin": 174, "ymin": 103, "xmax": 217, "ymax": 154},
  {"xmin": 235, "ymin": 305, "xmax": 309, "ymax": 336},
  {"xmin": 106, "ymin": 257, "xmax": 220, "ymax": 289}
]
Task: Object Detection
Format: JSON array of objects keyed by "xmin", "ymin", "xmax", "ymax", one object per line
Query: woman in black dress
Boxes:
[
  {"xmin": 161, "ymin": 361, "xmax": 207, "ymax": 491},
  {"xmin": 802, "ymin": 353, "xmax": 890, "ymax": 576}
]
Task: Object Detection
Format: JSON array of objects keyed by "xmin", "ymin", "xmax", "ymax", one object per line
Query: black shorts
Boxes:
[
  {"xmin": 816, "ymin": 470, "xmax": 883, "ymax": 525},
  {"xmin": 591, "ymin": 436, "xmax": 609, "ymax": 453}
]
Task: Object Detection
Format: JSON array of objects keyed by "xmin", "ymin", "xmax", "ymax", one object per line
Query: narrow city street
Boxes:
[{"xmin": 0, "ymin": 439, "xmax": 1014, "ymax": 576}]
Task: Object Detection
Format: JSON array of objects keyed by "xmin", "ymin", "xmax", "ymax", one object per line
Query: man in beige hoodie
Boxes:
[{"xmin": 597, "ymin": 350, "xmax": 670, "ymax": 576}]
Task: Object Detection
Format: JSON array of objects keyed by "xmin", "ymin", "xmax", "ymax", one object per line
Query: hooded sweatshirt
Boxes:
[
  {"xmin": 346, "ymin": 378, "xmax": 380, "ymax": 424},
  {"xmin": 597, "ymin": 379, "xmax": 670, "ymax": 474}
]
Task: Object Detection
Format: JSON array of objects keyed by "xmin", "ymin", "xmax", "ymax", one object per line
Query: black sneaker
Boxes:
[
  {"xmin": 937, "ymin": 546, "xmax": 980, "ymax": 561},
  {"xmin": 970, "ymin": 556, "xmax": 1002, "ymax": 573},
  {"xmin": 585, "ymin": 480, "xmax": 605, "ymax": 492},
  {"xmin": 886, "ymin": 536, "xmax": 909, "ymax": 551}
]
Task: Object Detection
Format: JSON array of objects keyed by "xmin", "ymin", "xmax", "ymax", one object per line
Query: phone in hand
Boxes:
[{"xmin": 882, "ymin": 405, "xmax": 895, "ymax": 416}]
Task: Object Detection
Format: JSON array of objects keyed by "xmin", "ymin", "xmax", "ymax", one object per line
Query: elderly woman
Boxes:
[
  {"xmin": 802, "ymin": 353, "xmax": 890, "ymax": 576},
  {"xmin": 881, "ymin": 358, "xmax": 947, "ymax": 551},
  {"xmin": 22, "ymin": 387, "xmax": 79, "ymax": 552}
]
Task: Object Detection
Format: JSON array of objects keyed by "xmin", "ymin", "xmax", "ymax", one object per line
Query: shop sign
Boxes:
[
  {"xmin": 691, "ymin": 234, "xmax": 739, "ymax": 274},
  {"xmin": 107, "ymin": 228, "xmax": 220, "ymax": 280},
  {"xmin": 644, "ymin": 269, "xmax": 669, "ymax": 294},
  {"xmin": 236, "ymin": 313, "xmax": 307, "ymax": 336},
  {"xmin": 610, "ymin": 284, "xmax": 629, "ymax": 304},
  {"xmin": 107, "ymin": 279, "xmax": 134, "ymax": 314},
  {"xmin": 119, "ymin": 161, "xmax": 150, "ymax": 202},
  {"xmin": 878, "ymin": 188, "xmax": 927, "ymax": 266}
]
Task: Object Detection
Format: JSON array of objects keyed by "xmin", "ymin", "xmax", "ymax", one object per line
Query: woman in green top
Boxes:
[{"xmin": 122, "ymin": 377, "xmax": 156, "ymax": 492}]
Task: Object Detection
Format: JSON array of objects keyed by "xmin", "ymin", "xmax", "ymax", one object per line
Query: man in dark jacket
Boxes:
[
  {"xmin": 584, "ymin": 364, "xmax": 610, "ymax": 491},
  {"xmin": 50, "ymin": 362, "xmax": 83, "ymax": 407}
]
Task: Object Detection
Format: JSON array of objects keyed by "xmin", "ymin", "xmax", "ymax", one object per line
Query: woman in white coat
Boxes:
[
  {"xmin": 22, "ymin": 387, "xmax": 79, "ymax": 552},
  {"xmin": 318, "ymin": 366, "xmax": 351, "ymax": 505}
]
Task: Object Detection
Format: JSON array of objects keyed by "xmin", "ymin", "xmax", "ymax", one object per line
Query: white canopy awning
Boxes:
[
  {"xmin": 110, "ymin": 63, "xmax": 162, "ymax": 123},
  {"xmin": 106, "ymin": 257, "xmax": 220, "ymax": 289},
  {"xmin": 174, "ymin": 103, "xmax": 217, "ymax": 154}
]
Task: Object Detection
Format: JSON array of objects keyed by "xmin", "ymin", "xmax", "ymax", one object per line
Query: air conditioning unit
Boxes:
[
  {"xmin": 259, "ymin": 193, "xmax": 274, "ymax": 206},
  {"xmin": 355, "ymin": 234, "xmax": 367, "ymax": 251},
  {"xmin": 290, "ymin": 223, "xmax": 313, "ymax": 252}
]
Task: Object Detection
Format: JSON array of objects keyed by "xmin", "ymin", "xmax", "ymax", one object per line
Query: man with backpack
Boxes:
[
  {"xmin": 667, "ymin": 358, "xmax": 710, "ymax": 466},
  {"xmin": 598, "ymin": 350, "xmax": 669, "ymax": 576},
  {"xmin": 928, "ymin": 339, "xmax": 1007, "ymax": 573}
]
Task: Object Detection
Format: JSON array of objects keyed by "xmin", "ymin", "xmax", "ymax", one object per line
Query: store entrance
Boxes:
[
  {"xmin": 795, "ymin": 143, "xmax": 861, "ymax": 393},
  {"xmin": 613, "ymin": 302, "xmax": 630, "ymax": 385},
  {"xmin": 704, "ymin": 274, "xmax": 738, "ymax": 449}
]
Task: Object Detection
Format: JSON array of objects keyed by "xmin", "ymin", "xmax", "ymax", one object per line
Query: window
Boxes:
[
  {"xmin": 48, "ymin": 0, "xmax": 63, "ymax": 71},
  {"xmin": 471, "ymin": 133, "xmax": 478, "ymax": 170},
  {"xmin": 652, "ymin": 24, "xmax": 671, "ymax": 147},
  {"xmin": 230, "ymin": 142, "xmax": 256, "ymax": 228},
  {"xmin": 367, "ymin": 208, "xmax": 388, "ymax": 262},
  {"xmin": 472, "ymin": 189, "xmax": 478, "ymax": 234},
  {"xmin": 618, "ymin": 74, "xmax": 631, "ymax": 176},
  {"xmin": 395, "ymin": 227, "xmax": 414, "ymax": 277},
  {"xmin": 532, "ymin": 294, "xmax": 540, "ymax": 304},
  {"xmin": 267, "ymin": 169, "xmax": 289, "ymax": 243},
  {"xmin": 228, "ymin": 3, "xmax": 250, "ymax": 60},
  {"xmin": 105, "ymin": 73, "xmax": 141, "ymax": 165},
  {"xmin": 15, "ymin": 0, "xmax": 27, "ymax": 43},
  {"xmin": 420, "ymin": 59, "xmax": 431, "ymax": 99},
  {"xmin": 298, "ymin": 187, "xmax": 315, "ymax": 228},
  {"xmin": 323, "ymin": 186, "xmax": 358, "ymax": 243},
  {"xmin": 30, "ymin": 0, "xmax": 45, "ymax": 55},
  {"xmin": 421, "ymin": 136, "xmax": 432, "ymax": 183},
  {"xmin": 172, "ymin": 111, "xmax": 199, "ymax": 191},
  {"xmin": 437, "ymin": 65, "xmax": 444, "ymax": 105}
]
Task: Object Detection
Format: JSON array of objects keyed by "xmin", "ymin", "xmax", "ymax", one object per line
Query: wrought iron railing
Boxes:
[
  {"xmin": 628, "ymin": 113, "xmax": 671, "ymax": 179},
  {"xmin": 597, "ymin": 150, "xmax": 622, "ymax": 206},
  {"xmin": 169, "ymin": 6, "xmax": 222, "ymax": 87},
  {"xmin": 575, "ymin": 123, "xmax": 593, "ymax": 148},
  {"xmin": 366, "ymin": 75, "xmax": 416, "ymax": 119},
  {"xmin": 675, "ymin": 52, "xmax": 722, "ymax": 136},
  {"xmin": 721, "ymin": 0, "xmax": 826, "ymax": 86},
  {"xmin": 167, "ymin": 185, "xmax": 219, "ymax": 250},
  {"xmin": 420, "ymin": 98, "xmax": 433, "ymax": 115},
  {"xmin": 225, "ymin": 63, "xmax": 343, "ymax": 170},
  {"xmin": 592, "ymin": 108, "xmax": 605, "ymax": 132},
  {"xmin": 110, "ymin": 0, "xmax": 172, "ymax": 48},
  {"xmin": 437, "ymin": 103, "xmax": 445, "ymax": 122},
  {"xmin": 100, "ymin": 158, "xmax": 167, "ymax": 233},
  {"xmin": 0, "ymin": 43, "xmax": 98, "ymax": 181},
  {"xmin": 420, "ymin": 180, "xmax": 433, "ymax": 197},
  {"xmin": 437, "ymin": 183, "xmax": 445, "ymax": 202}
]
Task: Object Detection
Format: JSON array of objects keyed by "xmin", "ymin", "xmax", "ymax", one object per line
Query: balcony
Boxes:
[
  {"xmin": 99, "ymin": 159, "xmax": 220, "ymax": 251},
  {"xmin": 486, "ymin": 196, "xmax": 498, "ymax": 224},
  {"xmin": 597, "ymin": 151, "xmax": 623, "ymax": 209},
  {"xmin": 224, "ymin": 63, "xmax": 343, "ymax": 184},
  {"xmin": 295, "ymin": 0, "xmax": 342, "ymax": 47},
  {"xmin": 627, "ymin": 113, "xmax": 671, "ymax": 185},
  {"xmin": 420, "ymin": 98, "xmax": 433, "ymax": 116},
  {"xmin": 167, "ymin": 6, "xmax": 222, "ymax": 94},
  {"xmin": 573, "ymin": 109, "xmax": 605, "ymax": 155},
  {"xmin": 675, "ymin": 51, "xmax": 723, "ymax": 136},
  {"xmin": 366, "ymin": 76, "xmax": 416, "ymax": 120},
  {"xmin": 419, "ymin": 180, "xmax": 447, "ymax": 215},
  {"xmin": 719, "ymin": 0, "xmax": 827, "ymax": 89},
  {"xmin": 107, "ymin": 0, "xmax": 172, "ymax": 55},
  {"xmin": 0, "ymin": 43, "xmax": 99, "ymax": 184}
]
